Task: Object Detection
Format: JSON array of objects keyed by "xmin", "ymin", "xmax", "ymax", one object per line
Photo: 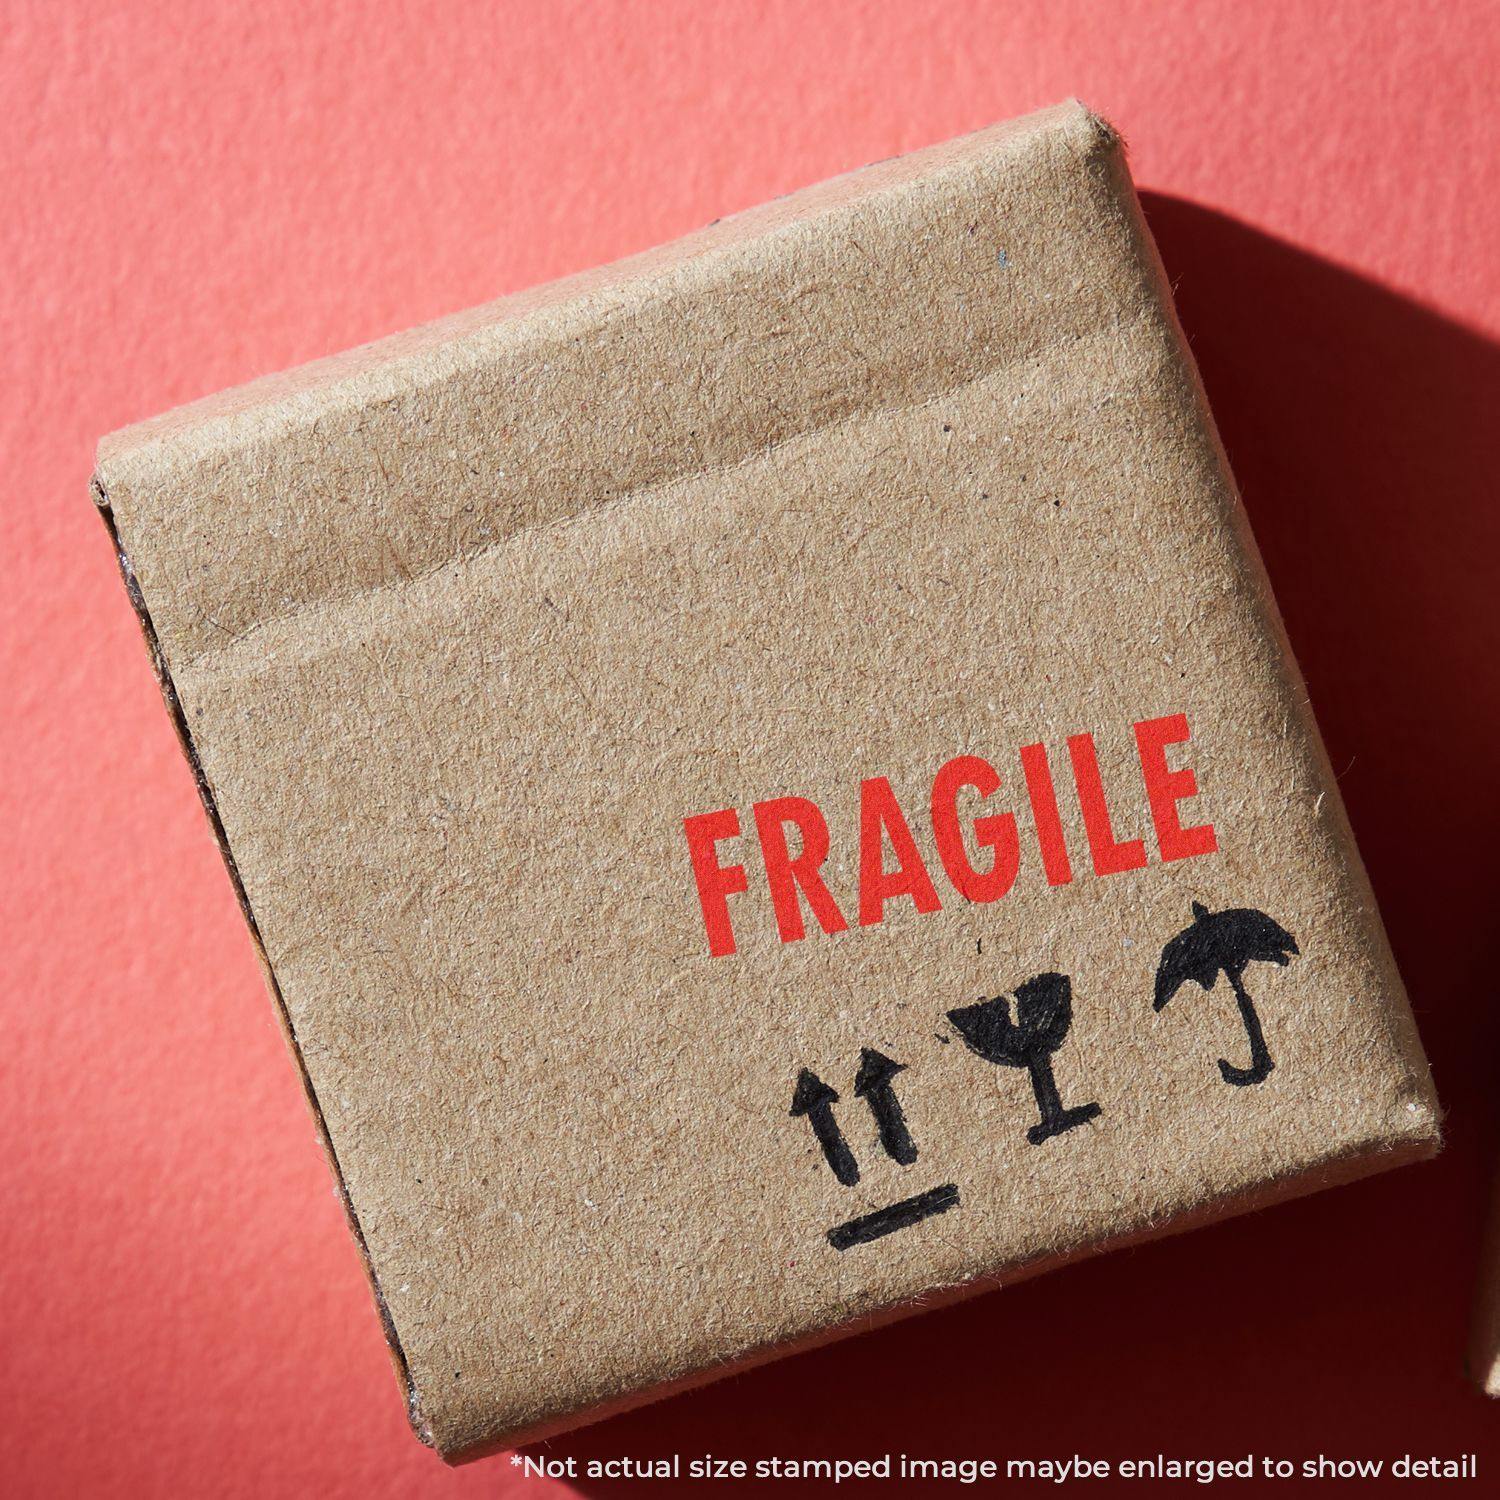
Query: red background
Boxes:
[{"xmin": 6, "ymin": 2, "xmax": 1499, "ymax": 1495}]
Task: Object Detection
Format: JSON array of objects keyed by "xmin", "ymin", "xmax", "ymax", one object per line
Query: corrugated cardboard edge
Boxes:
[
  {"xmin": 90, "ymin": 478, "xmax": 431, "ymax": 1446},
  {"xmin": 92, "ymin": 102, "xmax": 1079, "ymax": 478},
  {"xmin": 92, "ymin": 103, "xmax": 1442, "ymax": 1461},
  {"xmin": 1103, "ymin": 119, "xmax": 1439, "ymax": 1135}
]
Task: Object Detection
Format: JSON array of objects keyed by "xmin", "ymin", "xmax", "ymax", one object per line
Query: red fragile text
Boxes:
[{"xmin": 682, "ymin": 712, "xmax": 1218, "ymax": 958}]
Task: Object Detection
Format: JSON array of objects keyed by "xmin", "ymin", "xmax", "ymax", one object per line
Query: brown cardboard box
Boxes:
[{"xmin": 94, "ymin": 101, "xmax": 1438, "ymax": 1460}]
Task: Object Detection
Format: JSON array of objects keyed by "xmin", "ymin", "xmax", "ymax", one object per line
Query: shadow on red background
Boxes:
[{"xmin": 526, "ymin": 196, "xmax": 1500, "ymax": 1490}]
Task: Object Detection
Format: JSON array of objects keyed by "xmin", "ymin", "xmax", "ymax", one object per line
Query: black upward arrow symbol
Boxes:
[
  {"xmin": 854, "ymin": 1048, "xmax": 917, "ymax": 1165},
  {"xmin": 790, "ymin": 1069, "xmax": 859, "ymax": 1186}
]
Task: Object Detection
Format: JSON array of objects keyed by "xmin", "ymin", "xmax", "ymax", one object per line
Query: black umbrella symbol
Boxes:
[
  {"xmin": 1154, "ymin": 901, "xmax": 1300, "ymax": 1086},
  {"xmin": 947, "ymin": 973, "xmax": 1102, "ymax": 1145}
]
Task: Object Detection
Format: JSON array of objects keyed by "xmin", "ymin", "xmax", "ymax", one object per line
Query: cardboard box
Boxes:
[{"xmin": 94, "ymin": 101, "xmax": 1439, "ymax": 1460}]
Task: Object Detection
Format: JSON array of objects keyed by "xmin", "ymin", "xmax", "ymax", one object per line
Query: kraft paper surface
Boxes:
[{"xmin": 94, "ymin": 101, "xmax": 1439, "ymax": 1460}]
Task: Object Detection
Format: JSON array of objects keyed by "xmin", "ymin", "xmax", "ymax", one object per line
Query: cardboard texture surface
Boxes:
[{"xmin": 94, "ymin": 102, "xmax": 1438, "ymax": 1460}]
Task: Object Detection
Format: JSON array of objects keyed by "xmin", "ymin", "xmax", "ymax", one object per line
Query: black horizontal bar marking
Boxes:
[{"xmin": 826, "ymin": 1183, "xmax": 960, "ymax": 1251}]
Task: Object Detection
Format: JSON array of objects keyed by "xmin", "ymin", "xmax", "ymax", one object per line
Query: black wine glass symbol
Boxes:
[{"xmin": 947, "ymin": 972, "xmax": 1102, "ymax": 1145}]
